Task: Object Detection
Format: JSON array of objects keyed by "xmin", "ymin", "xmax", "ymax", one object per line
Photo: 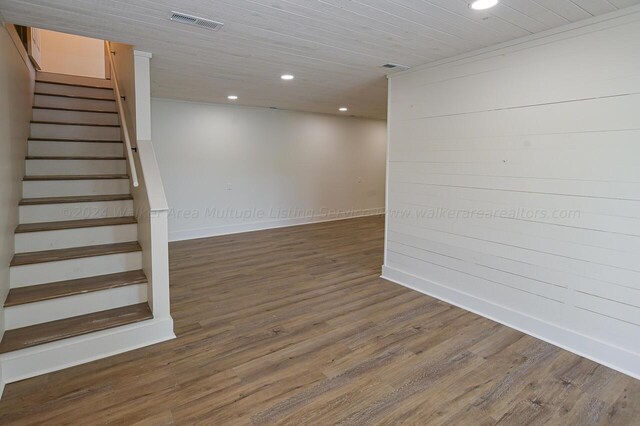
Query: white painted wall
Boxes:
[
  {"xmin": 150, "ymin": 99, "xmax": 387, "ymax": 241},
  {"xmin": 384, "ymin": 9, "xmax": 640, "ymax": 379},
  {"xmin": 39, "ymin": 29, "xmax": 104, "ymax": 78},
  {"xmin": 0, "ymin": 22, "xmax": 35, "ymax": 390}
]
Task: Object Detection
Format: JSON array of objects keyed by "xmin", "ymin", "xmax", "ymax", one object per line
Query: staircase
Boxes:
[{"xmin": 0, "ymin": 72, "xmax": 152, "ymax": 356}]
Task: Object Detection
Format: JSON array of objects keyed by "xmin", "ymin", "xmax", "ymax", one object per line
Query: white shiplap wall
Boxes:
[{"xmin": 383, "ymin": 9, "xmax": 640, "ymax": 378}]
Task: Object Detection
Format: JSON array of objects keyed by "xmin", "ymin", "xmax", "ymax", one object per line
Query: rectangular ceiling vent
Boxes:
[
  {"xmin": 381, "ymin": 63, "xmax": 410, "ymax": 71},
  {"xmin": 169, "ymin": 11, "xmax": 224, "ymax": 31}
]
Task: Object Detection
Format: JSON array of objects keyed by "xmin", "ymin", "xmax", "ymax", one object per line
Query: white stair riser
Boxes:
[
  {"xmin": 37, "ymin": 72, "xmax": 112, "ymax": 88},
  {"xmin": 35, "ymin": 82, "xmax": 115, "ymax": 100},
  {"xmin": 26, "ymin": 159, "xmax": 126, "ymax": 175},
  {"xmin": 28, "ymin": 141, "xmax": 123, "ymax": 157},
  {"xmin": 33, "ymin": 109, "xmax": 119, "ymax": 126},
  {"xmin": 4, "ymin": 284, "xmax": 147, "ymax": 329},
  {"xmin": 10, "ymin": 252, "xmax": 142, "ymax": 287},
  {"xmin": 19, "ymin": 200, "xmax": 133, "ymax": 223},
  {"xmin": 35, "ymin": 95, "xmax": 117, "ymax": 112},
  {"xmin": 23, "ymin": 179, "xmax": 130, "ymax": 198},
  {"xmin": 15, "ymin": 224, "xmax": 138, "ymax": 253},
  {"xmin": 31, "ymin": 123, "xmax": 121, "ymax": 141},
  {"xmin": 0, "ymin": 318, "xmax": 175, "ymax": 387}
]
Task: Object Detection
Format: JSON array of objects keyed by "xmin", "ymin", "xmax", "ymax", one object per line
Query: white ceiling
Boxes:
[{"xmin": 1, "ymin": 0, "xmax": 639, "ymax": 119}]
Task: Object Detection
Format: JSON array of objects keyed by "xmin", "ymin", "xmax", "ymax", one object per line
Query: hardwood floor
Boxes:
[{"xmin": 1, "ymin": 215, "xmax": 639, "ymax": 424}]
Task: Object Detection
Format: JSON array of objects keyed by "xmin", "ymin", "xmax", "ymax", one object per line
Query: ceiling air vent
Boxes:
[
  {"xmin": 169, "ymin": 11, "xmax": 224, "ymax": 31},
  {"xmin": 381, "ymin": 63, "xmax": 410, "ymax": 71}
]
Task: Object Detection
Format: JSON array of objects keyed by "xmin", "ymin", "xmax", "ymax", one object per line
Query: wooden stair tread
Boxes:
[
  {"xmin": 31, "ymin": 120, "xmax": 120, "ymax": 128},
  {"xmin": 26, "ymin": 156, "xmax": 126, "ymax": 160},
  {"xmin": 35, "ymin": 80, "xmax": 113, "ymax": 90},
  {"xmin": 0, "ymin": 303, "xmax": 152, "ymax": 353},
  {"xmin": 10, "ymin": 242, "xmax": 141, "ymax": 266},
  {"xmin": 20, "ymin": 194, "xmax": 133, "ymax": 205},
  {"xmin": 15, "ymin": 217, "xmax": 137, "ymax": 233},
  {"xmin": 23, "ymin": 174, "xmax": 129, "ymax": 181},
  {"xmin": 4, "ymin": 270, "xmax": 147, "ymax": 307},
  {"xmin": 32, "ymin": 106, "xmax": 117, "ymax": 114},
  {"xmin": 35, "ymin": 92, "xmax": 116, "ymax": 101},
  {"xmin": 29, "ymin": 138, "xmax": 122, "ymax": 143}
]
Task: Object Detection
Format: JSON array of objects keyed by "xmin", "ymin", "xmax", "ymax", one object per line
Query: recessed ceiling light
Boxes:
[
  {"xmin": 339, "ymin": 107, "xmax": 348, "ymax": 112},
  {"xmin": 470, "ymin": 0, "xmax": 498, "ymax": 10},
  {"xmin": 281, "ymin": 74, "xmax": 294, "ymax": 80},
  {"xmin": 227, "ymin": 95, "xmax": 238, "ymax": 100}
]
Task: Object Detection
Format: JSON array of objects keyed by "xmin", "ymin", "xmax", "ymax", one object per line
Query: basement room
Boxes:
[{"xmin": 0, "ymin": 0, "xmax": 639, "ymax": 424}]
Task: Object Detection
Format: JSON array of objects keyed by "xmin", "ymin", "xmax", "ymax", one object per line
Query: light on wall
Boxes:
[
  {"xmin": 281, "ymin": 74, "xmax": 294, "ymax": 80},
  {"xmin": 227, "ymin": 95, "xmax": 238, "ymax": 100},
  {"xmin": 339, "ymin": 107, "xmax": 348, "ymax": 112},
  {"xmin": 470, "ymin": 0, "xmax": 499, "ymax": 10}
]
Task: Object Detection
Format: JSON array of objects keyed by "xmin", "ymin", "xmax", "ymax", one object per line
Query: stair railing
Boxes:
[{"xmin": 106, "ymin": 41, "xmax": 139, "ymax": 187}]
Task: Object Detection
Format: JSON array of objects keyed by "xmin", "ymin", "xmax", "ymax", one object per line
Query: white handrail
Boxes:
[{"xmin": 106, "ymin": 41, "xmax": 139, "ymax": 187}]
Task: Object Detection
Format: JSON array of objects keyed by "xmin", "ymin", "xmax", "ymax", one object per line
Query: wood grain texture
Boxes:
[
  {"xmin": 32, "ymin": 106, "xmax": 118, "ymax": 114},
  {"xmin": 10, "ymin": 241, "xmax": 141, "ymax": 266},
  {"xmin": 4, "ymin": 270, "xmax": 148, "ymax": 307},
  {"xmin": 23, "ymin": 174, "xmax": 128, "ymax": 181},
  {"xmin": 0, "ymin": 303, "xmax": 152, "ymax": 353},
  {"xmin": 30, "ymin": 121, "xmax": 120, "ymax": 128},
  {"xmin": 0, "ymin": 216, "xmax": 638, "ymax": 424},
  {"xmin": 33, "ymin": 92, "xmax": 116, "ymax": 102},
  {"xmin": 19, "ymin": 194, "xmax": 132, "ymax": 205},
  {"xmin": 28, "ymin": 138, "xmax": 122, "ymax": 143},
  {"xmin": 5, "ymin": 271, "xmax": 146, "ymax": 307},
  {"xmin": 34, "ymin": 79, "xmax": 114, "ymax": 90},
  {"xmin": 15, "ymin": 216, "xmax": 137, "ymax": 233},
  {"xmin": 26, "ymin": 156, "xmax": 126, "ymax": 160}
]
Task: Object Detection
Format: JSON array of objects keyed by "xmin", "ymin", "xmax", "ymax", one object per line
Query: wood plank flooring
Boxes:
[{"xmin": 0, "ymin": 215, "xmax": 639, "ymax": 424}]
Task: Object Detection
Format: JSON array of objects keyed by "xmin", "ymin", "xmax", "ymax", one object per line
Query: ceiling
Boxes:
[{"xmin": 1, "ymin": 0, "xmax": 639, "ymax": 119}]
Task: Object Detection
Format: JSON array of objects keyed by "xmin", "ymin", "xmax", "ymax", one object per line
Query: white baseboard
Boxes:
[
  {"xmin": 169, "ymin": 208, "xmax": 385, "ymax": 242},
  {"xmin": 0, "ymin": 316, "xmax": 175, "ymax": 397},
  {"xmin": 382, "ymin": 265, "xmax": 640, "ymax": 381}
]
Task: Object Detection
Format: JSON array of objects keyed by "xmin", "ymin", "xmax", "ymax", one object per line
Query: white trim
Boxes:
[
  {"xmin": 388, "ymin": 4, "xmax": 640, "ymax": 80},
  {"xmin": 383, "ymin": 80, "xmax": 391, "ymax": 266},
  {"xmin": 0, "ymin": 317, "xmax": 175, "ymax": 396},
  {"xmin": 170, "ymin": 208, "xmax": 385, "ymax": 242},
  {"xmin": 134, "ymin": 53, "xmax": 153, "ymax": 141},
  {"xmin": 133, "ymin": 50, "xmax": 152, "ymax": 59},
  {"xmin": 381, "ymin": 265, "xmax": 640, "ymax": 381},
  {"xmin": 5, "ymin": 24, "xmax": 36, "ymax": 73}
]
